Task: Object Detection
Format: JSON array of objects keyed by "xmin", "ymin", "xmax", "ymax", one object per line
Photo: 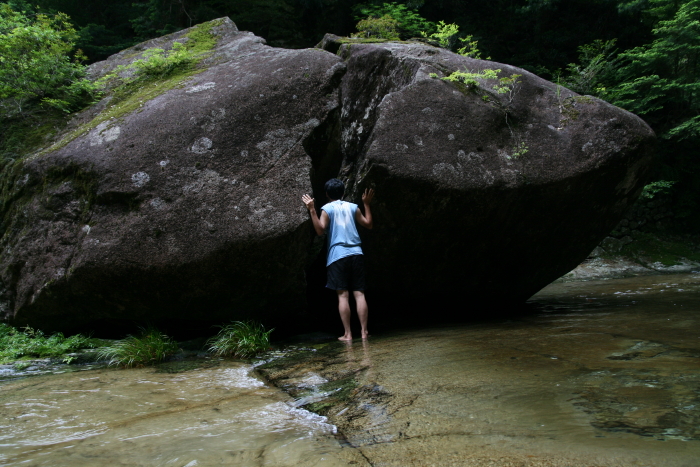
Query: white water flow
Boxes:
[{"xmin": 0, "ymin": 363, "xmax": 352, "ymax": 466}]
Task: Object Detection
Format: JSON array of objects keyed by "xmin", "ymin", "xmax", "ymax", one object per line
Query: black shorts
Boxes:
[{"xmin": 326, "ymin": 254, "xmax": 366, "ymax": 291}]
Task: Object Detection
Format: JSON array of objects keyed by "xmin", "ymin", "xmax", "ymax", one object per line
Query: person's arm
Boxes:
[
  {"xmin": 355, "ymin": 188, "xmax": 374, "ymax": 229},
  {"xmin": 302, "ymin": 194, "xmax": 329, "ymax": 236}
]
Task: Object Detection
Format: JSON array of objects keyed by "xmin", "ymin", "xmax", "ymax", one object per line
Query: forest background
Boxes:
[{"xmin": 1, "ymin": 0, "xmax": 699, "ymax": 235}]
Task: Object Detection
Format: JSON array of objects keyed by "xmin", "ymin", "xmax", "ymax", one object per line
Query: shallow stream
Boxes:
[{"xmin": 2, "ymin": 274, "xmax": 699, "ymax": 466}]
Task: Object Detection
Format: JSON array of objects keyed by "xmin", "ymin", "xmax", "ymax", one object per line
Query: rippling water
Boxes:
[
  {"xmin": 0, "ymin": 361, "xmax": 354, "ymax": 466},
  {"xmin": 1, "ymin": 274, "xmax": 699, "ymax": 466}
]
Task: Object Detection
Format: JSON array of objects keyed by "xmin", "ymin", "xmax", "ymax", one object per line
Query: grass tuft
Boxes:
[
  {"xmin": 97, "ymin": 327, "xmax": 179, "ymax": 368},
  {"xmin": 207, "ymin": 321, "xmax": 273, "ymax": 358}
]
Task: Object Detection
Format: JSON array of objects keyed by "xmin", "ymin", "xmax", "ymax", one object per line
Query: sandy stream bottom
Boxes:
[{"xmin": 1, "ymin": 273, "xmax": 699, "ymax": 466}]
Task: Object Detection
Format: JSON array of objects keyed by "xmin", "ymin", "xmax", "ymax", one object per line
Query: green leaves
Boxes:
[
  {"xmin": 601, "ymin": 0, "xmax": 700, "ymax": 225},
  {"xmin": 353, "ymin": 14, "xmax": 400, "ymax": 40},
  {"xmin": 420, "ymin": 20, "xmax": 458, "ymax": 48},
  {"xmin": 641, "ymin": 180, "xmax": 676, "ymax": 199},
  {"xmin": 353, "ymin": 2, "xmax": 435, "ymax": 39},
  {"xmin": 440, "ymin": 68, "xmax": 522, "ymax": 101},
  {"xmin": 610, "ymin": 0, "xmax": 700, "ymax": 127}
]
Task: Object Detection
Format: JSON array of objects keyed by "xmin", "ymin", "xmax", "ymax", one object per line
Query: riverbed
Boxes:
[{"xmin": 1, "ymin": 273, "xmax": 699, "ymax": 466}]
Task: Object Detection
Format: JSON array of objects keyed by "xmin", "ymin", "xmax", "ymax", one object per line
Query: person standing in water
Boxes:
[{"xmin": 302, "ymin": 179, "xmax": 374, "ymax": 340}]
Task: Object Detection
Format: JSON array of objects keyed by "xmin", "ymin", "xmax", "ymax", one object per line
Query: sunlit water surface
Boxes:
[{"xmin": 1, "ymin": 273, "xmax": 699, "ymax": 466}]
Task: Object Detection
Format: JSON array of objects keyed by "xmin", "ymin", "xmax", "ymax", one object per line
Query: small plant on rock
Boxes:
[
  {"xmin": 207, "ymin": 321, "xmax": 273, "ymax": 358},
  {"xmin": 97, "ymin": 327, "xmax": 179, "ymax": 368}
]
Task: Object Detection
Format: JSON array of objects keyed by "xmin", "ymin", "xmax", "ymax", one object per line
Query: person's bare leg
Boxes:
[
  {"xmin": 353, "ymin": 290, "xmax": 369, "ymax": 339},
  {"xmin": 337, "ymin": 290, "xmax": 352, "ymax": 341}
]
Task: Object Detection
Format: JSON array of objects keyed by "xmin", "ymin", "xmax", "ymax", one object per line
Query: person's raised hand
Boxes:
[
  {"xmin": 302, "ymin": 194, "xmax": 315, "ymax": 211},
  {"xmin": 362, "ymin": 188, "xmax": 375, "ymax": 204}
]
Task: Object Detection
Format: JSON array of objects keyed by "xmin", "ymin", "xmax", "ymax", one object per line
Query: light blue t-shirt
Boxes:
[{"xmin": 322, "ymin": 200, "xmax": 363, "ymax": 266}]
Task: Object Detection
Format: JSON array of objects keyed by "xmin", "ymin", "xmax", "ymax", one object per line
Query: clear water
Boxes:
[{"xmin": 1, "ymin": 274, "xmax": 699, "ymax": 466}]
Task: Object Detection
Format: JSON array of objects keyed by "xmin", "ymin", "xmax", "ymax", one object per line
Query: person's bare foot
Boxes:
[
  {"xmin": 338, "ymin": 334, "xmax": 352, "ymax": 341},
  {"xmin": 361, "ymin": 331, "xmax": 369, "ymax": 339}
]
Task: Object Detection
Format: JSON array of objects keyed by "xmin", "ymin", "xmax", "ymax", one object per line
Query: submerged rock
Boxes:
[{"xmin": 0, "ymin": 22, "xmax": 655, "ymax": 331}]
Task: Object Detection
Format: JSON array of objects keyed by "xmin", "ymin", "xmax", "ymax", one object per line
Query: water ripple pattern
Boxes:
[{"xmin": 0, "ymin": 361, "xmax": 358, "ymax": 466}]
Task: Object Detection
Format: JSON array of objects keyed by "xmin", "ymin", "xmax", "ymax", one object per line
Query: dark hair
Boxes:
[{"xmin": 325, "ymin": 178, "xmax": 345, "ymax": 200}]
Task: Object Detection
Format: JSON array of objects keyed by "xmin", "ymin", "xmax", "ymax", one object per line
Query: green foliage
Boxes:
[
  {"xmin": 97, "ymin": 327, "xmax": 179, "ymax": 367},
  {"xmin": 441, "ymin": 68, "xmax": 498, "ymax": 88},
  {"xmin": 353, "ymin": 2, "xmax": 435, "ymax": 39},
  {"xmin": 97, "ymin": 18, "xmax": 220, "ymax": 92},
  {"xmin": 440, "ymin": 67, "xmax": 525, "ymax": 157},
  {"xmin": 457, "ymin": 35, "xmax": 483, "ymax": 59},
  {"xmin": 641, "ymin": 180, "xmax": 676, "ymax": 199},
  {"xmin": 418, "ymin": 20, "xmax": 483, "ymax": 57},
  {"xmin": 0, "ymin": 323, "xmax": 100, "ymax": 364},
  {"xmin": 441, "ymin": 68, "xmax": 521, "ymax": 102},
  {"xmin": 561, "ymin": 39, "xmax": 618, "ymax": 96},
  {"xmin": 207, "ymin": 321, "xmax": 273, "ymax": 358},
  {"xmin": 353, "ymin": 14, "xmax": 400, "ymax": 40},
  {"xmin": 512, "ymin": 141, "xmax": 529, "ymax": 159},
  {"xmin": 609, "ymin": 0, "xmax": 700, "ymax": 130},
  {"xmin": 600, "ymin": 0, "xmax": 700, "ymax": 226},
  {"xmin": 420, "ymin": 20, "xmax": 457, "ymax": 48},
  {"xmin": 106, "ymin": 42, "xmax": 197, "ymax": 85},
  {"xmin": 0, "ymin": 5, "xmax": 98, "ymax": 119}
]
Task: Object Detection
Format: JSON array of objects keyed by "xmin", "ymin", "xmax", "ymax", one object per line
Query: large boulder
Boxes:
[
  {"xmin": 0, "ymin": 24, "xmax": 655, "ymax": 332},
  {"xmin": 0, "ymin": 19, "xmax": 346, "ymax": 331},
  {"xmin": 317, "ymin": 35, "xmax": 655, "ymax": 308}
]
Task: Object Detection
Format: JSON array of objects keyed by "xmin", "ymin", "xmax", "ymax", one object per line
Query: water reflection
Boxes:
[{"xmin": 341, "ymin": 339, "xmax": 373, "ymax": 369}]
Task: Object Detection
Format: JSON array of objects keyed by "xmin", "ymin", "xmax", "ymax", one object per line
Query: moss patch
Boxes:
[
  {"xmin": 574, "ymin": 95, "xmax": 595, "ymax": 104},
  {"xmin": 292, "ymin": 376, "xmax": 359, "ymax": 416},
  {"xmin": 620, "ymin": 233, "xmax": 700, "ymax": 266},
  {"xmin": 0, "ymin": 111, "xmax": 70, "ymax": 162},
  {"xmin": 37, "ymin": 19, "xmax": 224, "ymax": 158},
  {"xmin": 318, "ymin": 375, "xmax": 357, "ymax": 400}
]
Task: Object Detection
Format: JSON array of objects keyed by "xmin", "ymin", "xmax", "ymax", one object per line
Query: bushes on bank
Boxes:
[{"xmin": 0, "ymin": 5, "xmax": 98, "ymax": 120}]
